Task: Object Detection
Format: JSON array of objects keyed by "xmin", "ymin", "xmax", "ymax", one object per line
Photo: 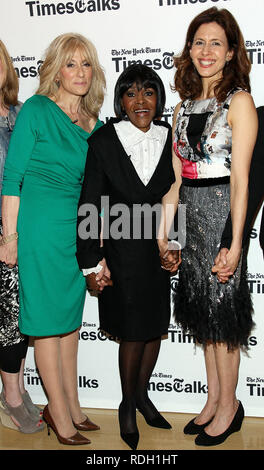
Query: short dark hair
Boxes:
[{"xmin": 114, "ymin": 64, "xmax": 166, "ymax": 119}]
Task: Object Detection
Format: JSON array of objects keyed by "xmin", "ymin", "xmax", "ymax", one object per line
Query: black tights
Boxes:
[
  {"xmin": 118, "ymin": 337, "xmax": 161, "ymax": 434},
  {"xmin": 0, "ymin": 337, "xmax": 28, "ymax": 373}
]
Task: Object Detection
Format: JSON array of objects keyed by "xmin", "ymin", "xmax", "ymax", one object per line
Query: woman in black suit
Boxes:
[{"xmin": 76, "ymin": 64, "xmax": 180, "ymax": 450}]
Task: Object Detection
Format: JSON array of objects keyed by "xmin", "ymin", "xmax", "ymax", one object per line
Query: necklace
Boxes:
[{"xmin": 58, "ymin": 104, "xmax": 80, "ymax": 124}]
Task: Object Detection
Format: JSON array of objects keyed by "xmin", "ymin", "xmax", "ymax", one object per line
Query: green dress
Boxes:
[{"xmin": 2, "ymin": 95, "xmax": 102, "ymax": 336}]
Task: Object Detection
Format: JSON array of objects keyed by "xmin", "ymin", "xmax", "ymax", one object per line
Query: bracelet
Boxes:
[
  {"xmin": 0, "ymin": 232, "xmax": 18, "ymax": 246},
  {"xmin": 168, "ymin": 240, "xmax": 181, "ymax": 250}
]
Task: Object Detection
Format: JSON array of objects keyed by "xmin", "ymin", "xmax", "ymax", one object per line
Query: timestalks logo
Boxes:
[
  {"xmin": 79, "ymin": 326, "xmax": 118, "ymax": 342},
  {"xmin": 78, "ymin": 376, "xmax": 99, "ymax": 388},
  {"xmin": 13, "ymin": 60, "xmax": 43, "ymax": 79},
  {"xmin": 25, "ymin": 0, "xmax": 120, "ymax": 17},
  {"xmin": 24, "ymin": 368, "xmax": 98, "ymax": 388},
  {"xmin": 112, "ymin": 52, "xmax": 174, "ymax": 74},
  {"xmin": 148, "ymin": 377, "xmax": 208, "ymax": 394},
  {"xmin": 158, "ymin": 0, "xmax": 229, "ymax": 5}
]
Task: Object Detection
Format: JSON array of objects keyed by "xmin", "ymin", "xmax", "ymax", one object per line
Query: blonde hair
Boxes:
[
  {"xmin": 36, "ymin": 33, "xmax": 106, "ymax": 118},
  {"xmin": 0, "ymin": 39, "xmax": 19, "ymax": 106}
]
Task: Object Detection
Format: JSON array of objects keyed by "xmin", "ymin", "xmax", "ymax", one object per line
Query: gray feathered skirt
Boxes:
[{"xmin": 173, "ymin": 182, "xmax": 253, "ymax": 349}]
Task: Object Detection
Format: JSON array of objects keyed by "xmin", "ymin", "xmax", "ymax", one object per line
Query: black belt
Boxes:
[{"xmin": 182, "ymin": 176, "xmax": 230, "ymax": 187}]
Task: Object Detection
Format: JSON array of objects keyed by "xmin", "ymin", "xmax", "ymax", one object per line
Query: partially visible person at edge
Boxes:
[
  {"xmin": 0, "ymin": 33, "xmax": 105, "ymax": 445},
  {"xmin": 170, "ymin": 7, "xmax": 258, "ymax": 447},
  {"xmin": 0, "ymin": 39, "xmax": 44, "ymax": 434},
  {"xmin": 213, "ymin": 105, "xmax": 264, "ymax": 282}
]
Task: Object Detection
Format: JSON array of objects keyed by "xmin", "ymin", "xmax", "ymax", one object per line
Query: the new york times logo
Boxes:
[
  {"xmin": 25, "ymin": 0, "xmax": 120, "ymax": 17},
  {"xmin": 158, "ymin": 0, "xmax": 229, "ymax": 6},
  {"xmin": 246, "ymin": 377, "xmax": 264, "ymax": 397},
  {"xmin": 246, "ymin": 40, "xmax": 264, "ymax": 65},
  {"xmin": 247, "ymin": 273, "xmax": 264, "ymax": 295}
]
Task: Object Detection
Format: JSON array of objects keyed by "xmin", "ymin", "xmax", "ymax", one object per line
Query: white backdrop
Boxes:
[{"xmin": 1, "ymin": 0, "xmax": 263, "ymax": 417}]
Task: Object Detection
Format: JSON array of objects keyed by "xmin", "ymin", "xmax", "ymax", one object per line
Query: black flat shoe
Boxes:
[
  {"xmin": 121, "ymin": 431, "xmax": 139, "ymax": 450},
  {"xmin": 195, "ymin": 401, "xmax": 244, "ymax": 447},
  {"xmin": 184, "ymin": 417, "xmax": 213, "ymax": 435},
  {"xmin": 138, "ymin": 410, "xmax": 172, "ymax": 429}
]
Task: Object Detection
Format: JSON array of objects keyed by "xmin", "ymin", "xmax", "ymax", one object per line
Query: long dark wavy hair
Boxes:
[{"xmin": 172, "ymin": 7, "xmax": 251, "ymax": 102}]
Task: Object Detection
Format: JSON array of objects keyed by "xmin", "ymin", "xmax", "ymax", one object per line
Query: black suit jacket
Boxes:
[{"xmin": 76, "ymin": 117, "xmax": 175, "ymax": 269}]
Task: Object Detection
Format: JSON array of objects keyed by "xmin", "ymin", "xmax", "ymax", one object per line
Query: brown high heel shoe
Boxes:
[
  {"xmin": 43, "ymin": 405, "xmax": 91, "ymax": 445},
  {"xmin": 73, "ymin": 415, "xmax": 100, "ymax": 431}
]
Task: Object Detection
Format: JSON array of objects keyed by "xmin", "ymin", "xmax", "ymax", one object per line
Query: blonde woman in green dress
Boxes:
[{"xmin": 1, "ymin": 33, "xmax": 105, "ymax": 445}]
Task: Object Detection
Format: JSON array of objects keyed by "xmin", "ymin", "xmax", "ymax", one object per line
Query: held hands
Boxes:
[
  {"xmin": 85, "ymin": 258, "xmax": 113, "ymax": 294},
  {"xmin": 158, "ymin": 239, "xmax": 181, "ymax": 274},
  {"xmin": 212, "ymin": 246, "xmax": 241, "ymax": 283}
]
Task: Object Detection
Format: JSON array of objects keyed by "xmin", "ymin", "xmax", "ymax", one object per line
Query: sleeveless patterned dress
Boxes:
[{"xmin": 173, "ymin": 89, "xmax": 253, "ymax": 348}]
